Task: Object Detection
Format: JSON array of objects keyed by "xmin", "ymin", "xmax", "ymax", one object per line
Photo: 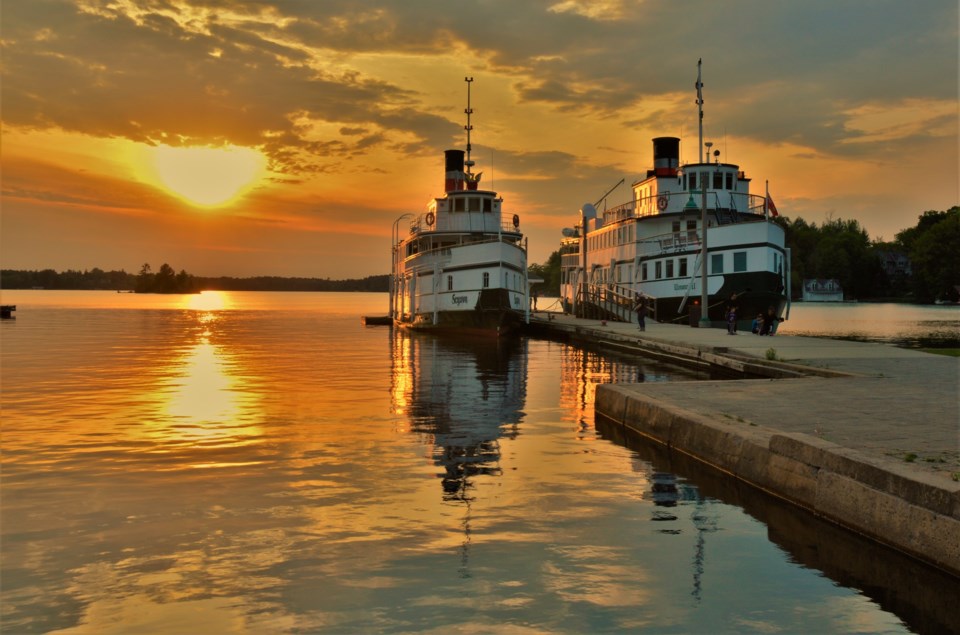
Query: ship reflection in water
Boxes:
[
  {"xmin": 391, "ymin": 332, "xmax": 528, "ymax": 576},
  {"xmin": 392, "ymin": 332, "xmax": 525, "ymax": 493}
]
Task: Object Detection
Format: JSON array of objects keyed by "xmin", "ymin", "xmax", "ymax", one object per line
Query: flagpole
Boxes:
[
  {"xmin": 765, "ymin": 180, "xmax": 769, "ymax": 220},
  {"xmin": 697, "ymin": 59, "xmax": 710, "ymax": 328}
]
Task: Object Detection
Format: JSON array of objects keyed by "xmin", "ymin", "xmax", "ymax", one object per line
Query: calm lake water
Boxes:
[
  {"xmin": 1, "ymin": 291, "xmax": 957, "ymax": 634},
  {"xmin": 774, "ymin": 301, "xmax": 959, "ymax": 347}
]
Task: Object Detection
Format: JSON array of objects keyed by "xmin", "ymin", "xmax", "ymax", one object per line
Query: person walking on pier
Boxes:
[{"xmin": 634, "ymin": 292, "xmax": 647, "ymax": 332}]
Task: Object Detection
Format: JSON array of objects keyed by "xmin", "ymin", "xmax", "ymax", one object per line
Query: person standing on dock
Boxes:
[
  {"xmin": 634, "ymin": 292, "xmax": 647, "ymax": 332},
  {"xmin": 726, "ymin": 293, "xmax": 739, "ymax": 334},
  {"xmin": 727, "ymin": 306, "xmax": 738, "ymax": 334},
  {"xmin": 531, "ymin": 288, "xmax": 539, "ymax": 311}
]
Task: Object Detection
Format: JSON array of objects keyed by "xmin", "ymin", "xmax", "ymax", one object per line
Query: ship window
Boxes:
[
  {"xmin": 726, "ymin": 173, "xmax": 733, "ymax": 189},
  {"xmin": 713, "ymin": 172, "xmax": 723, "ymax": 189},
  {"xmin": 672, "ymin": 221, "xmax": 680, "ymax": 233},
  {"xmin": 689, "ymin": 173, "xmax": 697, "ymax": 190},
  {"xmin": 469, "ymin": 197, "xmax": 480, "ymax": 212},
  {"xmin": 447, "ymin": 275, "xmax": 453, "ymax": 291},
  {"xmin": 679, "ymin": 258, "xmax": 688, "ymax": 277},
  {"xmin": 483, "ymin": 198, "xmax": 492, "ymax": 212},
  {"xmin": 711, "ymin": 253, "xmax": 724, "ymax": 274},
  {"xmin": 686, "ymin": 220, "xmax": 697, "ymax": 231},
  {"xmin": 666, "ymin": 259, "xmax": 674, "ymax": 278},
  {"xmin": 641, "ymin": 263, "xmax": 648, "ymax": 281},
  {"xmin": 483, "ymin": 272, "xmax": 490, "ymax": 288},
  {"xmin": 655, "ymin": 261, "xmax": 662, "ymax": 279},
  {"xmin": 734, "ymin": 251, "xmax": 747, "ymax": 272},
  {"xmin": 454, "ymin": 197, "xmax": 465, "ymax": 212}
]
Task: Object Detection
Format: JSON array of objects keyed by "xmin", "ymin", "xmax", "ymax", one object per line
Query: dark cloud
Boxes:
[{"xmin": 2, "ymin": 0, "xmax": 956, "ymax": 193}]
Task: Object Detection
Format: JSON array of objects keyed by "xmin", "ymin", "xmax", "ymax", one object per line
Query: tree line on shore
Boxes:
[{"xmin": 1, "ymin": 264, "xmax": 389, "ymax": 293}]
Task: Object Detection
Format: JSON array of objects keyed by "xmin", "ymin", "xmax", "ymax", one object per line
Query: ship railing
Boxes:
[
  {"xmin": 409, "ymin": 212, "xmax": 522, "ymax": 235},
  {"xmin": 399, "ymin": 234, "xmax": 526, "ymax": 265},
  {"xmin": 636, "ymin": 229, "xmax": 702, "ymax": 258},
  {"xmin": 601, "ymin": 192, "xmax": 769, "ymax": 221},
  {"xmin": 574, "ymin": 281, "xmax": 655, "ymax": 323}
]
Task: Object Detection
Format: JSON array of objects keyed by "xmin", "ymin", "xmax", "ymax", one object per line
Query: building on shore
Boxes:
[{"xmin": 802, "ymin": 278, "xmax": 844, "ymax": 302}]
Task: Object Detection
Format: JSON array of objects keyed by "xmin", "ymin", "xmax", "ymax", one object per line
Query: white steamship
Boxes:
[
  {"xmin": 559, "ymin": 61, "xmax": 790, "ymax": 328},
  {"xmin": 390, "ymin": 79, "xmax": 529, "ymax": 336}
]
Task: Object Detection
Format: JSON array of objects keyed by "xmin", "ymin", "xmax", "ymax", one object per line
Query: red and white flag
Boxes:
[{"xmin": 766, "ymin": 194, "xmax": 779, "ymax": 217}]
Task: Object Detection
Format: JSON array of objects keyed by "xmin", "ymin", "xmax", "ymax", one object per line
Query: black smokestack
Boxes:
[
  {"xmin": 444, "ymin": 150, "xmax": 465, "ymax": 192},
  {"xmin": 652, "ymin": 137, "xmax": 680, "ymax": 176}
]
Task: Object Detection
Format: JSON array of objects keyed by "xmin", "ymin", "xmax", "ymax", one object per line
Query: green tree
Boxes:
[
  {"xmin": 529, "ymin": 250, "xmax": 561, "ymax": 296},
  {"xmin": 781, "ymin": 216, "xmax": 878, "ymax": 299},
  {"xmin": 904, "ymin": 207, "xmax": 960, "ymax": 302}
]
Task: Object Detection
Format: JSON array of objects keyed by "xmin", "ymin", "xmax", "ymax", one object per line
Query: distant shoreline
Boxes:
[{"xmin": 1, "ymin": 269, "xmax": 390, "ymax": 293}]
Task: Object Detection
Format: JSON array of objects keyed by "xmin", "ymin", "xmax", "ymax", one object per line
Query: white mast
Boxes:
[
  {"xmin": 464, "ymin": 77, "xmax": 474, "ymax": 177},
  {"xmin": 696, "ymin": 59, "xmax": 704, "ymax": 164}
]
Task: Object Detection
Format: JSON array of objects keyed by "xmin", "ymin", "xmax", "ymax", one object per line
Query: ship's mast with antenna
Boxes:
[
  {"xmin": 696, "ymin": 59, "xmax": 704, "ymax": 164},
  {"xmin": 464, "ymin": 77, "xmax": 475, "ymax": 178}
]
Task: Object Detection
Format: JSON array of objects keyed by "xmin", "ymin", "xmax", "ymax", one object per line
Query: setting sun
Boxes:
[{"xmin": 151, "ymin": 144, "xmax": 266, "ymax": 207}]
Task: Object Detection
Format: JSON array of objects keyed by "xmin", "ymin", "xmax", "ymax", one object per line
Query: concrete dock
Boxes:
[{"xmin": 526, "ymin": 311, "xmax": 960, "ymax": 576}]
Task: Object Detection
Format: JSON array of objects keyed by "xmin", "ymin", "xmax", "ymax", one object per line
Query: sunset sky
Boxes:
[{"xmin": 2, "ymin": 0, "xmax": 957, "ymax": 279}]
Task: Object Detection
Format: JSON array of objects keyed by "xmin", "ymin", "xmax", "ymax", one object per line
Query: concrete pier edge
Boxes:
[{"xmin": 596, "ymin": 383, "xmax": 960, "ymax": 577}]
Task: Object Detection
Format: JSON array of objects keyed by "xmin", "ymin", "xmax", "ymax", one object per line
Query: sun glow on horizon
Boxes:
[{"xmin": 151, "ymin": 144, "xmax": 266, "ymax": 207}]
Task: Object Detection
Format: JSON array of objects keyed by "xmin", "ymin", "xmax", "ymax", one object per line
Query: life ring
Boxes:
[
  {"xmin": 512, "ymin": 214, "xmax": 520, "ymax": 228},
  {"xmin": 425, "ymin": 212, "xmax": 435, "ymax": 226},
  {"xmin": 657, "ymin": 194, "xmax": 668, "ymax": 211}
]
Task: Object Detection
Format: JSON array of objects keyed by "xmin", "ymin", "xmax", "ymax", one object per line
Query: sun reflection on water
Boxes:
[
  {"xmin": 148, "ymin": 310, "xmax": 262, "ymax": 450},
  {"xmin": 182, "ymin": 290, "xmax": 231, "ymax": 312}
]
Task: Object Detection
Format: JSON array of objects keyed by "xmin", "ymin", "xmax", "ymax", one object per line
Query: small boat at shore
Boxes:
[
  {"xmin": 559, "ymin": 60, "xmax": 790, "ymax": 329},
  {"xmin": 390, "ymin": 79, "xmax": 530, "ymax": 336}
]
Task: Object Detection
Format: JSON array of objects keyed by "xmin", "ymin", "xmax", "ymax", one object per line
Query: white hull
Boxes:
[{"xmin": 394, "ymin": 235, "xmax": 528, "ymax": 334}]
